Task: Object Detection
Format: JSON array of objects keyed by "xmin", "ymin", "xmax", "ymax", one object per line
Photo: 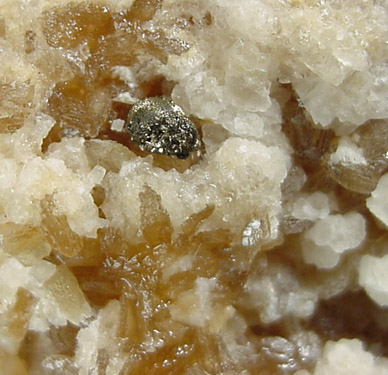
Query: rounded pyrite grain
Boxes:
[{"xmin": 126, "ymin": 96, "xmax": 200, "ymax": 159}]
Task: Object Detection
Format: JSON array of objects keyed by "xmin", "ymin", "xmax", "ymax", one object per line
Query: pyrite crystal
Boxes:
[{"xmin": 126, "ymin": 96, "xmax": 200, "ymax": 159}]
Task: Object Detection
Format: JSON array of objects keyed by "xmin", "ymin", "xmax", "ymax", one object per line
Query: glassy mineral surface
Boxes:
[{"xmin": 0, "ymin": 0, "xmax": 388, "ymax": 374}]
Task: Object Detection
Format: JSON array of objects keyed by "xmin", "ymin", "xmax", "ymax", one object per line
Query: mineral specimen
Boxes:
[
  {"xmin": 0, "ymin": 0, "xmax": 388, "ymax": 375},
  {"xmin": 126, "ymin": 96, "xmax": 200, "ymax": 159}
]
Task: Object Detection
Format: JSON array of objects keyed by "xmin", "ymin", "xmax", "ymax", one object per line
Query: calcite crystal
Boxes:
[{"xmin": 0, "ymin": 0, "xmax": 387, "ymax": 374}]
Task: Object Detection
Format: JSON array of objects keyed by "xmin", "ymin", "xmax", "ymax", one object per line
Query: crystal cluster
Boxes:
[
  {"xmin": 126, "ymin": 96, "xmax": 200, "ymax": 159},
  {"xmin": 0, "ymin": 0, "xmax": 387, "ymax": 374}
]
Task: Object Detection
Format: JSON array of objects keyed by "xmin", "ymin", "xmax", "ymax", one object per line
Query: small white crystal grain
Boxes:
[
  {"xmin": 110, "ymin": 119, "xmax": 125, "ymax": 132},
  {"xmin": 305, "ymin": 213, "xmax": 366, "ymax": 253},
  {"xmin": 367, "ymin": 173, "xmax": 388, "ymax": 228},
  {"xmin": 292, "ymin": 192, "xmax": 331, "ymax": 221},
  {"xmin": 359, "ymin": 254, "xmax": 388, "ymax": 307},
  {"xmin": 313, "ymin": 339, "xmax": 388, "ymax": 375},
  {"xmin": 329, "ymin": 137, "xmax": 367, "ymax": 166},
  {"xmin": 302, "ymin": 212, "xmax": 366, "ymax": 268}
]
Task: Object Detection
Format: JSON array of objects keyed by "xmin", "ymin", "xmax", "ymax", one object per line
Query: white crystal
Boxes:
[
  {"xmin": 170, "ymin": 277, "xmax": 218, "ymax": 328},
  {"xmin": 103, "ymin": 137, "xmax": 289, "ymax": 241},
  {"xmin": 111, "ymin": 119, "xmax": 125, "ymax": 132},
  {"xmin": 367, "ymin": 173, "xmax": 388, "ymax": 228},
  {"xmin": 291, "ymin": 192, "xmax": 331, "ymax": 221},
  {"xmin": 359, "ymin": 254, "xmax": 388, "ymax": 307},
  {"xmin": 243, "ymin": 263, "xmax": 317, "ymax": 324},
  {"xmin": 302, "ymin": 212, "xmax": 366, "ymax": 268},
  {"xmin": 313, "ymin": 339, "xmax": 388, "ymax": 375},
  {"xmin": 111, "ymin": 66, "xmax": 137, "ymax": 89},
  {"xmin": 329, "ymin": 137, "xmax": 367, "ymax": 166}
]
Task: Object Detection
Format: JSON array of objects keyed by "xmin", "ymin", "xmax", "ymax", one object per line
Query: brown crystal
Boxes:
[
  {"xmin": 282, "ymin": 93, "xmax": 335, "ymax": 172},
  {"xmin": 0, "ymin": 223, "xmax": 51, "ymax": 266},
  {"xmin": 44, "ymin": 264, "xmax": 91, "ymax": 325},
  {"xmin": 46, "ymin": 75, "xmax": 112, "ymax": 139},
  {"xmin": 42, "ymin": 3, "xmax": 115, "ymax": 51},
  {"xmin": 41, "ymin": 0, "xmax": 181, "ymax": 149},
  {"xmin": 324, "ymin": 120, "xmax": 388, "ymax": 194},
  {"xmin": 1, "ymin": 288, "xmax": 36, "ymax": 349},
  {"xmin": 0, "ymin": 82, "xmax": 35, "ymax": 133},
  {"xmin": 0, "ymin": 349, "xmax": 28, "ymax": 375}
]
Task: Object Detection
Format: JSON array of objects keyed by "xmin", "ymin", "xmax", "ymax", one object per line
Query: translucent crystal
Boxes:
[
  {"xmin": 47, "ymin": 75, "xmax": 112, "ymax": 139},
  {"xmin": 0, "ymin": 288, "xmax": 35, "ymax": 353},
  {"xmin": 84, "ymin": 139, "xmax": 136, "ymax": 173},
  {"xmin": 0, "ymin": 82, "xmax": 34, "ymax": 133},
  {"xmin": 0, "ymin": 224, "xmax": 51, "ymax": 266},
  {"xmin": 42, "ymin": 3, "xmax": 115, "ymax": 50},
  {"xmin": 325, "ymin": 120, "xmax": 388, "ymax": 194},
  {"xmin": 44, "ymin": 265, "xmax": 92, "ymax": 325},
  {"xmin": 281, "ymin": 96, "xmax": 334, "ymax": 168},
  {"xmin": 139, "ymin": 185, "xmax": 173, "ymax": 247}
]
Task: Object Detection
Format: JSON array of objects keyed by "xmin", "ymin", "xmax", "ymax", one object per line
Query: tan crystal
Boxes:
[
  {"xmin": 0, "ymin": 224, "xmax": 51, "ymax": 266},
  {"xmin": 44, "ymin": 265, "xmax": 92, "ymax": 325},
  {"xmin": 324, "ymin": 120, "xmax": 388, "ymax": 194}
]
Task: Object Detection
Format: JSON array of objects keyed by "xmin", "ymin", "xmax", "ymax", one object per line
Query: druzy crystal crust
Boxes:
[{"xmin": 0, "ymin": 0, "xmax": 388, "ymax": 375}]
